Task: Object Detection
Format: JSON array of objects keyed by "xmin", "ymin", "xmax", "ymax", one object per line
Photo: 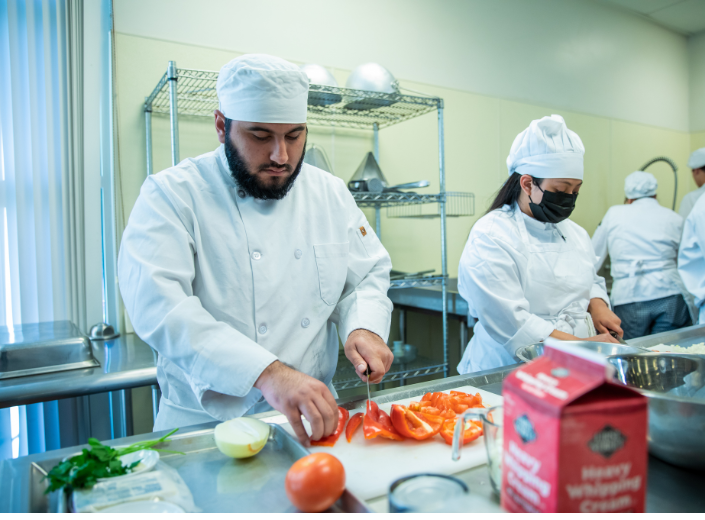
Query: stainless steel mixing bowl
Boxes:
[
  {"xmin": 515, "ymin": 341, "xmax": 646, "ymax": 363},
  {"xmin": 300, "ymin": 63, "xmax": 342, "ymax": 106},
  {"xmin": 344, "ymin": 63, "xmax": 399, "ymax": 110},
  {"xmin": 607, "ymin": 353, "xmax": 705, "ymax": 471}
]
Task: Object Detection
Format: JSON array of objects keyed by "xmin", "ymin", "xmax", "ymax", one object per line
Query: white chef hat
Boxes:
[
  {"xmin": 506, "ymin": 114, "xmax": 585, "ymax": 180},
  {"xmin": 624, "ymin": 171, "xmax": 657, "ymax": 199},
  {"xmin": 688, "ymin": 147, "xmax": 705, "ymax": 169},
  {"xmin": 216, "ymin": 54, "xmax": 309, "ymax": 124}
]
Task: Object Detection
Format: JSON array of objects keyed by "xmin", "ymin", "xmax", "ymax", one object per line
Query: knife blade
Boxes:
[{"xmin": 365, "ymin": 366, "xmax": 371, "ymax": 404}]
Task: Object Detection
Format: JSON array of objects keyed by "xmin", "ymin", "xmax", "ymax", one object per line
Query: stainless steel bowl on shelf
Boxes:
[
  {"xmin": 515, "ymin": 341, "xmax": 646, "ymax": 364},
  {"xmin": 607, "ymin": 353, "xmax": 705, "ymax": 471}
]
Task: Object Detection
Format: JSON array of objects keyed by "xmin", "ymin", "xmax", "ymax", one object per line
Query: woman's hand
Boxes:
[{"xmin": 588, "ymin": 298, "xmax": 623, "ymax": 338}]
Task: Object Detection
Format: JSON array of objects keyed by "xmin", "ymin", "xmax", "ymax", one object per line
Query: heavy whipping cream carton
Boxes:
[{"xmin": 501, "ymin": 339, "xmax": 648, "ymax": 513}]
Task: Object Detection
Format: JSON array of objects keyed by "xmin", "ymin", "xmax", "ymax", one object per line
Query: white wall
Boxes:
[
  {"xmin": 689, "ymin": 31, "xmax": 705, "ymax": 132},
  {"xmin": 113, "ymin": 0, "xmax": 690, "ymax": 131}
]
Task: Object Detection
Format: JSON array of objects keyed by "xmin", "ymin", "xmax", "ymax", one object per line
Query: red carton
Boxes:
[{"xmin": 502, "ymin": 339, "xmax": 648, "ymax": 513}]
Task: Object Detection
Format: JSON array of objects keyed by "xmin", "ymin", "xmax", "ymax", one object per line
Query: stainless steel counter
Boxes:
[
  {"xmin": 0, "ymin": 333, "xmax": 157, "ymax": 409},
  {"xmin": 3, "ymin": 365, "xmax": 702, "ymax": 513}
]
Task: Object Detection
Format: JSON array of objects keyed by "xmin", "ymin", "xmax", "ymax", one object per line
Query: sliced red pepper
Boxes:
[
  {"xmin": 311, "ymin": 406, "xmax": 349, "ymax": 447},
  {"xmin": 345, "ymin": 412, "xmax": 364, "ymax": 442},
  {"xmin": 363, "ymin": 400, "xmax": 405, "ymax": 441},
  {"xmin": 390, "ymin": 404, "xmax": 444, "ymax": 440},
  {"xmin": 439, "ymin": 418, "xmax": 483, "ymax": 446}
]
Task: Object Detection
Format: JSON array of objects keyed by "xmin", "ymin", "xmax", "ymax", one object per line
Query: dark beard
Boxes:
[{"xmin": 224, "ymin": 135, "xmax": 306, "ymax": 200}]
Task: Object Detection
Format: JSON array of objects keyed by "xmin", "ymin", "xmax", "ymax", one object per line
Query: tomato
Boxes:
[
  {"xmin": 439, "ymin": 418, "xmax": 483, "ymax": 446},
  {"xmin": 390, "ymin": 404, "xmax": 444, "ymax": 440},
  {"xmin": 345, "ymin": 412, "xmax": 364, "ymax": 442},
  {"xmin": 285, "ymin": 453, "xmax": 346, "ymax": 512},
  {"xmin": 311, "ymin": 407, "xmax": 349, "ymax": 447},
  {"xmin": 363, "ymin": 400, "xmax": 405, "ymax": 441}
]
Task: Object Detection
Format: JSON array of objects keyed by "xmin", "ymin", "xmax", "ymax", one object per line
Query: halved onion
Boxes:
[{"xmin": 215, "ymin": 417, "xmax": 270, "ymax": 458}]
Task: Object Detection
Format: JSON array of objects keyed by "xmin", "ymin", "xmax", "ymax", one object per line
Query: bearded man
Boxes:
[{"xmin": 118, "ymin": 54, "xmax": 393, "ymax": 446}]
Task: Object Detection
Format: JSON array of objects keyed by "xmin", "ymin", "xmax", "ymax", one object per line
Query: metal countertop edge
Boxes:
[{"xmin": 0, "ymin": 367, "xmax": 158, "ymax": 408}]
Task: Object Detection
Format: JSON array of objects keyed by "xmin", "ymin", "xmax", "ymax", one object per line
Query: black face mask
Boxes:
[{"xmin": 529, "ymin": 185, "xmax": 578, "ymax": 224}]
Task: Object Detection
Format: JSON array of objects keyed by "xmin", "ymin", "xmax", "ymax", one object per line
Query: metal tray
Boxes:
[
  {"xmin": 626, "ymin": 323, "xmax": 705, "ymax": 352},
  {"xmin": 33, "ymin": 424, "xmax": 368, "ymax": 513},
  {"xmin": 0, "ymin": 321, "xmax": 99, "ymax": 379}
]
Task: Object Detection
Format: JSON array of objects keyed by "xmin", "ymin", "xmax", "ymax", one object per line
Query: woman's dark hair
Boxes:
[{"xmin": 487, "ymin": 172, "xmax": 544, "ymax": 214}]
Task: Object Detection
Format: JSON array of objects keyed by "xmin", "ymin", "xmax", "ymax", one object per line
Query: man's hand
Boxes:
[
  {"xmin": 588, "ymin": 298, "xmax": 624, "ymax": 338},
  {"xmin": 344, "ymin": 329, "xmax": 393, "ymax": 384},
  {"xmin": 254, "ymin": 360, "xmax": 338, "ymax": 447}
]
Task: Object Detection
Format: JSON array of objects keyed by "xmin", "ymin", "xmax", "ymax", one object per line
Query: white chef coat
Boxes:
[
  {"xmin": 678, "ymin": 193, "xmax": 705, "ymax": 324},
  {"xmin": 592, "ymin": 197, "xmax": 687, "ymax": 307},
  {"xmin": 118, "ymin": 145, "xmax": 393, "ymax": 430},
  {"xmin": 678, "ymin": 184, "xmax": 705, "ymax": 219},
  {"xmin": 457, "ymin": 204, "xmax": 608, "ymax": 374}
]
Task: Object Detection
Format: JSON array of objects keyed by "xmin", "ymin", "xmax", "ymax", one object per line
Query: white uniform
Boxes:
[
  {"xmin": 457, "ymin": 204, "xmax": 608, "ymax": 374},
  {"xmin": 678, "ymin": 184, "xmax": 705, "ymax": 219},
  {"xmin": 118, "ymin": 145, "xmax": 393, "ymax": 430},
  {"xmin": 678, "ymin": 194, "xmax": 705, "ymax": 323},
  {"xmin": 592, "ymin": 198, "xmax": 686, "ymax": 307}
]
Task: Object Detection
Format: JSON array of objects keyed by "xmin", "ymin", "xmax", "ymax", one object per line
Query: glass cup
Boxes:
[
  {"xmin": 388, "ymin": 473, "xmax": 469, "ymax": 513},
  {"xmin": 451, "ymin": 405, "xmax": 503, "ymax": 494}
]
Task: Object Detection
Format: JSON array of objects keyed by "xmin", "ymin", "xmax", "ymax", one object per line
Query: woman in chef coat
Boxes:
[{"xmin": 457, "ymin": 115, "xmax": 622, "ymax": 374}]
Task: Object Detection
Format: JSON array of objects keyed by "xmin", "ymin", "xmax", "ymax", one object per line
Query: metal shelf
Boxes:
[
  {"xmin": 351, "ymin": 191, "xmax": 442, "ymax": 208},
  {"xmin": 307, "ymin": 85, "xmax": 440, "ymax": 129},
  {"xmin": 387, "ymin": 191, "xmax": 475, "ymax": 218},
  {"xmin": 333, "ymin": 356, "xmax": 447, "ymax": 391},
  {"xmin": 390, "ymin": 276, "xmax": 444, "ymax": 289},
  {"xmin": 143, "ymin": 68, "xmax": 440, "ymax": 129},
  {"xmin": 145, "ymin": 69, "xmax": 219, "ymax": 118}
]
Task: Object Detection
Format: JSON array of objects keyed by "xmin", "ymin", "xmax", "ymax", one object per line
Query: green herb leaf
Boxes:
[{"xmin": 43, "ymin": 428, "xmax": 180, "ymax": 493}]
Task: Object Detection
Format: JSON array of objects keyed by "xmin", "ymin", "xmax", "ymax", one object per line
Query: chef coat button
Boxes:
[
  {"xmin": 258, "ymin": 325, "xmax": 267, "ymax": 334},
  {"xmin": 252, "ymin": 251, "xmax": 261, "ymax": 260},
  {"xmin": 295, "ymin": 249, "xmax": 303, "ymax": 259},
  {"xmin": 237, "ymin": 189, "xmax": 246, "ymax": 198},
  {"xmin": 301, "ymin": 318, "xmax": 310, "ymax": 328}
]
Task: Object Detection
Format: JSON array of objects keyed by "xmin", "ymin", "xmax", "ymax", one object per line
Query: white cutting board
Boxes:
[{"xmin": 280, "ymin": 385, "xmax": 503, "ymax": 501}]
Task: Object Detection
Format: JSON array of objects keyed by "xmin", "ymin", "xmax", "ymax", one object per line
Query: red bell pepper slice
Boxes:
[
  {"xmin": 311, "ymin": 406, "xmax": 349, "ymax": 447},
  {"xmin": 363, "ymin": 400, "xmax": 405, "ymax": 441},
  {"xmin": 345, "ymin": 412, "xmax": 364, "ymax": 442},
  {"xmin": 439, "ymin": 417, "xmax": 483, "ymax": 446},
  {"xmin": 390, "ymin": 404, "xmax": 444, "ymax": 440}
]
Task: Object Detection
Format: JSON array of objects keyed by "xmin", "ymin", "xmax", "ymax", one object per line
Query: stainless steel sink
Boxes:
[{"xmin": 0, "ymin": 321, "xmax": 99, "ymax": 379}]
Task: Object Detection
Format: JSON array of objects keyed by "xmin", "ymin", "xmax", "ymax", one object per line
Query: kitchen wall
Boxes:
[
  {"xmin": 690, "ymin": 31, "xmax": 705, "ymax": 132},
  {"xmin": 114, "ymin": 0, "xmax": 691, "ymax": 131}
]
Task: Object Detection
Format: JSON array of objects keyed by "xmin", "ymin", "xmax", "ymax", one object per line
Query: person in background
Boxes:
[
  {"xmin": 118, "ymin": 54, "xmax": 394, "ymax": 445},
  {"xmin": 592, "ymin": 171, "xmax": 692, "ymax": 340},
  {"xmin": 678, "ymin": 147, "xmax": 705, "ymax": 218},
  {"xmin": 457, "ymin": 115, "xmax": 621, "ymax": 374},
  {"xmin": 678, "ymin": 192, "xmax": 705, "ymax": 324}
]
